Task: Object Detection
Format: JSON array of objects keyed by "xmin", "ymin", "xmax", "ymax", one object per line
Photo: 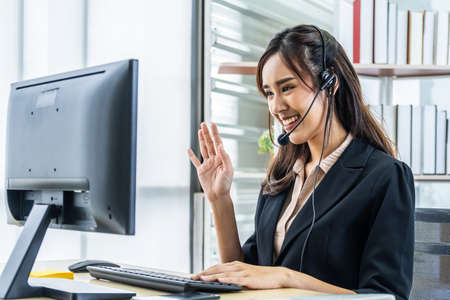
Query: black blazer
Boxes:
[{"xmin": 242, "ymin": 138, "xmax": 415, "ymax": 300}]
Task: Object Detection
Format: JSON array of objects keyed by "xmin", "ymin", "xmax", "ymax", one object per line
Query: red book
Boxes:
[{"xmin": 353, "ymin": 0, "xmax": 361, "ymax": 63}]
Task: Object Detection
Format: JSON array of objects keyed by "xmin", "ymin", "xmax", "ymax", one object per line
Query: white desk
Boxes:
[{"xmin": 0, "ymin": 260, "xmax": 325, "ymax": 299}]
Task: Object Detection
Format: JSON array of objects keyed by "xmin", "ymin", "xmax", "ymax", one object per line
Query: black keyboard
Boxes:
[{"xmin": 87, "ymin": 266, "xmax": 243, "ymax": 293}]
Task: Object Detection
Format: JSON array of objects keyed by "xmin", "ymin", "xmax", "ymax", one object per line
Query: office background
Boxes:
[{"xmin": 0, "ymin": 0, "xmax": 449, "ymax": 284}]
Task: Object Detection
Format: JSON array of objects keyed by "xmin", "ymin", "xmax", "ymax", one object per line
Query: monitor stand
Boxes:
[{"xmin": 0, "ymin": 203, "xmax": 136, "ymax": 300}]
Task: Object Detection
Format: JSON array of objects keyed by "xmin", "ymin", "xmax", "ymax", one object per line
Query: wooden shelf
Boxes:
[
  {"xmin": 413, "ymin": 175, "xmax": 450, "ymax": 182},
  {"xmin": 218, "ymin": 62, "xmax": 259, "ymax": 75},
  {"xmin": 218, "ymin": 62, "xmax": 450, "ymax": 78},
  {"xmin": 354, "ymin": 64, "xmax": 450, "ymax": 78},
  {"xmin": 233, "ymin": 171, "xmax": 450, "ymax": 182}
]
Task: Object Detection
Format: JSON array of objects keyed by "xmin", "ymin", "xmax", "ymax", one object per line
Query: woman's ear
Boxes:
[{"xmin": 332, "ymin": 74, "xmax": 339, "ymax": 95}]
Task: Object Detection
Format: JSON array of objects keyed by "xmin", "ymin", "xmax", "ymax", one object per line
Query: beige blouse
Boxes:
[{"xmin": 273, "ymin": 133, "xmax": 354, "ymax": 263}]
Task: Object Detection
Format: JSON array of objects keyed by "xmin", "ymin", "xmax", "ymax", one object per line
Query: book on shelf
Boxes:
[
  {"xmin": 397, "ymin": 105, "xmax": 412, "ymax": 166},
  {"xmin": 422, "ymin": 105, "xmax": 437, "ymax": 174},
  {"xmin": 353, "ymin": 1, "xmax": 450, "ymax": 66},
  {"xmin": 374, "ymin": 0, "xmax": 389, "ymax": 64},
  {"xmin": 388, "ymin": 2, "xmax": 397, "ymax": 64},
  {"xmin": 359, "ymin": 0, "xmax": 373, "ymax": 64},
  {"xmin": 337, "ymin": 0, "xmax": 354, "ymax": 61},
  {"xmin": 375, "ymin": 105, "xmax": 448, "ymax": 176},
  {"xmin": 411, "ymin": 106, "xmax": 422, "ymax": 175},
  {"xmin": 382, "ymin": 104, "xmax": 397, "ymax": 146},
  {"xmin": 396, "ymin": 10, "xmax": 408, "ymax": 65},
  {"xmin": 436, "ymin": 110, "xmax": 447, "ymax": 174},
  {"xmin": 368, "ymin": 104, "xmax": 383, "ymax": 128},
  {"xmin": 436, "ymin": 11, "xmax": 449, "ymax": 65},
  {"xmin": 353, "ymin": 0, "xmax": 361, "ymax": 64},
  {"xmin": 408, "ymin": 10, "xmax": 425, "ymax": 65},
  {"xmin": 423, "ymin": 11, "xmax": 436, "ymax": 65},
  {"xmin": 447, "ymin": 119, "xmax": 450, "ymax": 175}
]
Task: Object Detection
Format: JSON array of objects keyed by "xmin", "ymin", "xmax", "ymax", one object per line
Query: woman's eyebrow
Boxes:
[{"xmin": 262, "ymin": 77, "xmax": 296, "ymax": 89}]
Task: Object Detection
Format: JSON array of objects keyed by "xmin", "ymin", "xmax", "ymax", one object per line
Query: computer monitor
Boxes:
[{"xmin": 0, "ymin": 59, "xmax": 138, "ymax": 299}]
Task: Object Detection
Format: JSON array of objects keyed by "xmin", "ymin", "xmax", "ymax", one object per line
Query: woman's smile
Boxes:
[{"xmin": 281, "ymin": 114, "xmax": 300, "ymax": 131}]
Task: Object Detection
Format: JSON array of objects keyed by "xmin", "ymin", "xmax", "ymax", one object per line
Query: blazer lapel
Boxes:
[
  {"xmin": 256, "ymin": 187, "xmax": 290, "ymax": 266},
  {"xmin": 274, "ymin": 138, "xmax": 374, "ymax": 264}
]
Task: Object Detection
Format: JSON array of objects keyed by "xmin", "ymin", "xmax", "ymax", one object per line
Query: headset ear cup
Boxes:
[
  {"xmin": 328, "ymin": 74, "xmax": 336, "ymax": 96},
  {"xmin": 320, "ymin": 71, "xmax": 331, "ymax": 89},
  {"xmin": 321, "ymin": 70, "xmax": 330, "ymax": 82},
  {"xmin": 320, "ymin": 72, "xmax": 335, "ymax": 91}
]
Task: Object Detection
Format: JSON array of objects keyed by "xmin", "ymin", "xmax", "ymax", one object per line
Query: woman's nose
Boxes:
[{"xmin": 269, "ymin": 93, "xmax": 288, "ymax": 114}]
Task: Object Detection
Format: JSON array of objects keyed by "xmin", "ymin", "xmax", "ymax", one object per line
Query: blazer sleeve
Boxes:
[
  {"xmin": 242, "ymin": 188, "xmax": 265, "ymax": 265},
  {"xmin": 353, "ymin": 161, "xmax": 415, "ymax": 300}
]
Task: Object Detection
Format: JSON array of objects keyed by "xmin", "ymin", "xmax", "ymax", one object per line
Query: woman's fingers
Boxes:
[
  {"xmin": 211, "ymin": 123, "xmax": 223, "ymax": 148},
  {"xmin": 191, "ymin": 264, "xmax": 221, "ymax": 279},
  {"xmin": 201, "ymin": 123, "xmax": 216, "ymax": 157},
  {"xmin": 198, "ymin": 273, "xmax": 227, "ymax": 282},
  {"xmin": 187, "ymin": 149, "xmax": 201, "ymax": 168},
  {"xmin": 192, "ymin": 123, "xmax": 228, "ymax": 167},
  {"xmin": 191, "ymin": 264, "xmax": 223, "ymax": 279},
  {"xmin": 198, "ymin": 130, "xmax": 209, "ymax": 160},
  {"xmin": 199, "ymin": 272, "xmax": 244, "ymax": 282},
  {"xmin": 210, "ymin": 123, "xmax": 232, "ymax": 172},
  {"xmin": 218, "ymin": 276, "xmax": 247, "ymax": 287},
  {"xmin": 218, "ymin": 144, "xmax": 233, "ymax": 173},
  {"xmin": 191, "ymin": 262, "xmax": 241, "ymax": 280}
]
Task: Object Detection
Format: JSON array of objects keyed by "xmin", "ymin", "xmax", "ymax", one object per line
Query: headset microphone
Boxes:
[
  {"xmin": 277, "ymin": 89, "xmax": 321, "ymax": 146},
  {"xmin": 276, "ymin": 73, "xmax": 335, "ymax": 146}
]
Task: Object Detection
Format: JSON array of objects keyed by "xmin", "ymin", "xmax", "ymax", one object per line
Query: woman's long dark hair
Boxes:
[{"xmin": 256, "ymin": 25, "xmax": 396, "ymax": 195}]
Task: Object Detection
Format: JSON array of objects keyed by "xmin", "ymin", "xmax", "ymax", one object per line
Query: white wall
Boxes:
[
  {"xmin": 0, "ymin": 0, "xmax": 193, "ymax": 273},
  {"xmin": 85, "ymin": 0, "xmax": 192, "ymax": 272},
  {"xmin": 22, "ymin": 0, "xmax": 86, "ymax": 78},
  {"xmin": 21, "ymin": 0, "xmax": 86, "ymax": 262}
]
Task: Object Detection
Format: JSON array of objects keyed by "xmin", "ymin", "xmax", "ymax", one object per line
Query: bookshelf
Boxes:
[
  {"xmin": 219, "ymin": 62, "xmax": 450, "ymax": 182},
  {"xmin": 234, "ymin": 172, "xmax": 450, "ymax": 182},
  {"xmin": 218, "ymin": 63, "xmax": 450, "ymax": 104},
  {"xmin": 354, "ymin": 64, "xmax": 450, "ymax": 78},
  {"xmin": 414, "ymin": 175, "xmax": 450, "ymax": 182},
  {"xmin": 218, "ymin": 62, "xmax": 450, "ymax": 77}
]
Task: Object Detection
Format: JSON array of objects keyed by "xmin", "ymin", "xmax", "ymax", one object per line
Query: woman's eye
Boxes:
[
  {"xmin": 264, "ymin": 90, "xmax": 273, "ymax": 97},
  {"xmin": 282, "ymin": 85, "xmax": 295, "ymax": 92}
]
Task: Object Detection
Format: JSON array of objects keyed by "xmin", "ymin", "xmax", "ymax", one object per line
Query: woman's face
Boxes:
[{"xmin": 262, "ymin": 52, "xmax": 328, "ymax": 145}]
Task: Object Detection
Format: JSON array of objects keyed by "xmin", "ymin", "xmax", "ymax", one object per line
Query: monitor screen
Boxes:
[{"xmin": 5, "ymin": 59, "xmax": 138, "ymax": 235}]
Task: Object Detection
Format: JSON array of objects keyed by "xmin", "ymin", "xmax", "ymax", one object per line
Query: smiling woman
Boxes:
[
  {"xmin": 256, "ymin": 25, "xmax": 396, "ymax": 195},
  {"xmin": 188, "ymin": 25, "xmax": 415, "ymax": 300}
]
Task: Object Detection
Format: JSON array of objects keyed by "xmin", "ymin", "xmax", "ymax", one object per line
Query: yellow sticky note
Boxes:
[{"xmin": 29, "ymin": 270, "xmax": 74, "ymax": 280}]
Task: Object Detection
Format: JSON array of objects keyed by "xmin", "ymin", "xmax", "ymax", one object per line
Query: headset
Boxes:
[
  {"xmin": 276, "ymin": 25, "xmax": 335, "ymax": 272},
  {"xmin": 277, "ymin": 26, "xmax": 335, "ymax": 145}
]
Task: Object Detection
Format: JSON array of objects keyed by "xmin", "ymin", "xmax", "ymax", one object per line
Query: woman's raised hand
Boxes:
[{"xmin": 187, "ymin": 123, "xmax": 234, "ymax": 203}]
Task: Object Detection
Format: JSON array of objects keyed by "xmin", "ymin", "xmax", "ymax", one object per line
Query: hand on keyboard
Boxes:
[
  {"xmin": 87, "ymin": 265, "xmax": 243, "ymax": 293},
  {"xmin": 191, "ymin": 261, "xmax": 289, "ymax": 289}
]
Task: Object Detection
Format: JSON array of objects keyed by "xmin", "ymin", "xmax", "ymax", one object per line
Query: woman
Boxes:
[{"xmin": 187, "ymin": 25, "xmax": 415, "ymax": 300}]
